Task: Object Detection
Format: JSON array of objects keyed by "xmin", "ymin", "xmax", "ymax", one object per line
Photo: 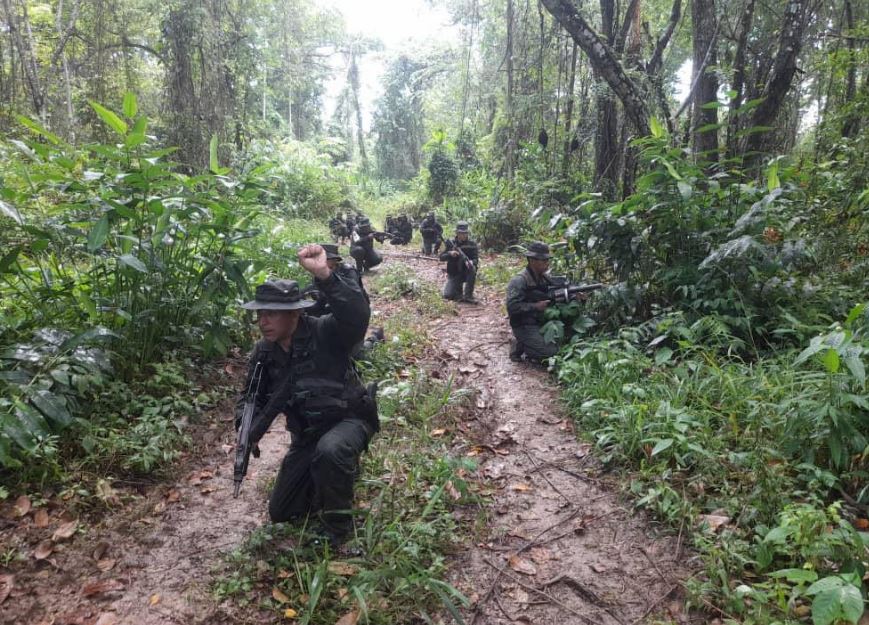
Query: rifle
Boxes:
[
  {"xmin": 371, "ymin": 230, "xmax": 398, "ymax": 244},
  {"xmin": 233, "ymin": 361, "xmax": 263, "ymax": 497},
  {"xmin": 442, "ymin": 237, "xmax": 475, "ymax": 273},
  {"xmin": 546, "ymin": 275, "xmax": 605, "ymax": 303}
]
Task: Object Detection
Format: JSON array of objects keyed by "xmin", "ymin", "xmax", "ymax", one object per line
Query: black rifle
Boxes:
[
  {"xmin": 234, "ymin": 361, "xmax": 263, "ymax": 497},
  {"xmin": 371, "ymin": 230, "xmax": 399, "ymax": 244},
  {"xmin": 442, "ymin": 237, "xmax": 475, "ymax": 273},
  {"xmin": 546, "ymin": 275, "xmax": 605, "ymax": 303}
]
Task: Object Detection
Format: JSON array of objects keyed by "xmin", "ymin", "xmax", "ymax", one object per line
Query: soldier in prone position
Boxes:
[
  {"xmin": 439, "ymin": 221, "xmax": 479, "ymax": 304},
  {"xmin": 235, "ymin": 244, "xmax": 377, "ymax": 547}
]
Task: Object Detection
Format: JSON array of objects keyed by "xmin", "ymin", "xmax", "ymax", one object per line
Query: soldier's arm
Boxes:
[
  {"xmin": 506, "ymin": 275, "xmax": 539, "ymax": 317},
  {"xmin": 313, "ymin": 271, "xmax": 370, "ymax": 350},
  {"xmin": 464, "ymin": 242, "xmax": 479, "ymax": 262}
]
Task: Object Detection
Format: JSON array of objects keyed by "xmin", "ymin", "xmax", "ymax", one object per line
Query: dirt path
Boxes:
[
  {"xmin": 1, "ymin": 390, "xmax": 293, "ymax": 625},
  {"xmin": 386, "ymin": 252, "xmax": 691, "ymax": 625},
  {"xmin": 2, "ymin": 250, "xmax": 691, "ymax": 625}
]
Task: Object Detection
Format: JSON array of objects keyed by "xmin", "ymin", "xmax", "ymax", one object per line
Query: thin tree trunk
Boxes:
[
  {"xmin": 505, "ymin": 0, "xmax": 515, "ymax": 178},
  {"xmin": 841, "ymin": 0, "xmax": 859, "ymax": 138},
  {"xmin": 348, "ymin": 54, "xmax": 367, "ymax": 171},
  {"xmin": 691, "ymin": 0, "xmax": 719, "ymax": 163},
  {"xmin": 1, "ymin": 0, "xmax": 45, "ymax": 122},
  {"xmin": 725, "ymin": 0, "xmax": 756, "ymax": 160},
  {"xmin": 561, "ymin": 41, "xmax": 578, "ymax": 176}
]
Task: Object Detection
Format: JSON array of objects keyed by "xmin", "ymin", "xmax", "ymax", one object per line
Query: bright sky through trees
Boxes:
[{"xmin": 322, "ymin": 0, "xmax": 460, "ymax": 129}]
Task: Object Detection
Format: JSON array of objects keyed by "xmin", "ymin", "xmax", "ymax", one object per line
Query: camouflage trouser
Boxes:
[
  {"xmin": 510, "ymin": 324, "xmax": 560, "ymax": 362},
  {"xmin": 268, "ymin": 418, "xmax": 373, "ymax": 539},
  {"xmin": 442, "ymin": 268, "xmax": 476, "ymax": 301},
  {"xmin": 349, "ymin": 245, "xmax": 382, "ymax": 272},
  {"xmin": 421, "ymin": 237, "xmax": 440, "ymax": 255}
]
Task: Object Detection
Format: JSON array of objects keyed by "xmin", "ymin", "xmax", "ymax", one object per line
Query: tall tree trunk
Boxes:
[
  {"xmin": 593, "ymin": 0, "xmax": 621, "ymax": 199},
  {"xmin": 505, "ymin": 0, "xmax": 516, "ymax": 178},
  {"xmin": 1, "ymin": 0, "xmax": 46, "ymax": 122},
  {"xmin": 841, "ymin": 0, "xmax": 859, "ymax": 138},
  {"xmin": 561, "ymin": 41, "xmax": 578, "ymax": 176},
  {"xmin": 622, "ymin": 0, "xmax": 643, "ymax": 197},
  {"xmin": 725, "ymin": 0, "xmax": 756, "ymax": 160},
  {"xmin": 540, "ymin": 0, "xmax": 651, "ymax": 136},
  {"xmin": 691, "ymin": 0, "xmax": 719, "ymax": 163},
  {"xmin": 743, "ymin": 0, "xmax": 817, "ymax": 169},
  {"xmin": 348, "ymin": 54, "xmax": 368, "ymax": 172}
]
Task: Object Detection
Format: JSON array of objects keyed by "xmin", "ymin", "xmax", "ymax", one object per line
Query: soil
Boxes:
[{"xmin": 0, "ymin": 250, "xmax": 693, "ymax": 625}]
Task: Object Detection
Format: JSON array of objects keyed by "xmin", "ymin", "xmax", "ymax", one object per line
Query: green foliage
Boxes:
[
  {"xmin": 426, "ymin": 130, "xmax": 459, "ymax": 206},
  {"xmin": 552, "ymin": 303, "xmax": 869, "ymax": 622}
]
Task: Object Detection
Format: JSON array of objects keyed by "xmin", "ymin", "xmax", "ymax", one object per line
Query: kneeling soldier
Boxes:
[
  {"xmin": 237, "ymin": 244, "xmax": 377, "ymax": 547},
  {"xmin": 439, "ymin": 221, "xmax": 479, "ymax": 304},
  {"xmin": 506, "ymin": 241, "xmax": 559, "ymax": 362}
]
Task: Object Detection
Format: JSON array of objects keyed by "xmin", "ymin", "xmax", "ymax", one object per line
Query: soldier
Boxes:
[
  {"xmin": 505, "ymin": 241, "xmax": 560, "ymax": 363},
  {"xmin": 419, "ymin": 212, "xmax": 443, "ymax": 255},
  {"xmin": 349, "ymin": 217, "xmax": 383, "ymax": 272},
  {"xmin": 236, "ymin": 244, "xmax": 376, "ymax": 547},
  {"xmin": 328, "ymin": 215, "xmax": 349, "ymax": 244},
  {"xmin": 439, "ymin": 221, "xmax": 479, "ymax": 304},
  {"xmin": 395, "ymin": 215, "xmax": 413, "ymax": 245}
]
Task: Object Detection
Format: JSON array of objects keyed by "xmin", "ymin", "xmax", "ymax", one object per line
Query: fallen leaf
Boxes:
[
  {"xmin": 854, "ymin": 518, "xmax": 869, "ymax": 530},
  {"xmin": 431, "ymin": 428, "xmax": 446, "ymax": 437},
  {"xmin": 52, "ymin": 520, "xmax": 78, "ymax": 541},
  {"xmin": 445, "ymin": 480, "xmax": 461, "ymax": 501},
  {"xmin": 92, "ymin": 542, "xmax": 110, "ymax": 561},
  {"xmin": 337, "ymin": 587, "xmax": 349, "ymax": 600},
  {"xmin": 507, "ymin": 555, "xmax": 537, "ymax": 576},
  {"xmin": 81, "ymin": 579, "xmax": 125, "ymax": 597},
  {"xmin": 221, "ymin": 444, "xmax": 233, "ymax": 455},
  {"xmin": 34, "ymin": 508, "xmax": 50, "ymax": 528},
  {"xmin": 510, "ymin": 483, "xmax": 532, "ymax": 492},
  {"xmin": 165, "ymin": 489, "xmax": 181, "ymax": 504},
  {"xmin": 0, "ymin": 574, "xmax": 13, "ymax": 605},
  {"xmin": 14, "ymin": 495, "xmax": 31, "ymax": 517},
  {"xmin": 94, "ymin": 613, "xmax": 119, "ymax": 625},
  {"xmin": 277, "ymin": 569, "xmax": 293, "ymax": 579},
  {"xmin": 328, "ymin": 562, "xmax": 359, "ymax": 576},
  {"xmin": 698, "ymin": 514, "xmax": 730, "ymax": 532},
  {"xmin": 272, "ymin": 587, "xmax": 290, "ymax": 604},
  {"xmin": 152, "ymin": 501, "xmax": 167, "ymax": 515},
  {"xmin": 33, "ymin": 540, "xmax": 53, "ymax": 560},
  {"xmin": 149, "ymin": 594, "xmax": 161, "ymax": 606},
  {"xmin": 335, "ymin": 609, "xmax": 360, "ymax": 625},
  {"xmin": 793, "ymin": 604, "xmax": 811, "ymax": 617},
  {"xmin": 508, "ymin": 586, "xmax": 530, "ymax": 604},
  {"xmin": 200, "ymin": 486, "xmax": 216, "ymax": 495},
  {"xmin": 96, "ymin": 559, "xmax": 117, "ymax": 572},
  {"xmin": 528, "ymin": 547, "xmax": 552, "ymax": 564},
  {"xmin": 283, "ymin": 608, "xmax": 298, "ymax": 619}
]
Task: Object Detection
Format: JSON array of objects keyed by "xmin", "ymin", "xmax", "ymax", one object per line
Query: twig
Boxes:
[
  {"xmin": 541, "ymin": 574, "xmax": 627, "ymax": 625},
  {"xmin": 630, "ymin": 584, "xmax": 679, "ymax": 625},
  {"xmin": 481, "ymin": 557, "xmax": 599, "ymax": 624},
  {"xmin": 523, "ymin": 449, "xmax": 573, "ymax": 505},
  {"xmin": 640, "ymin": 546, "xmax": 670, "ymax": 585}
]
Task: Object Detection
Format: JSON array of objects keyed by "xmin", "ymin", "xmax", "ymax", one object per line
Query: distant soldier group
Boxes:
[{"xmin": 234, "ymin": 205, "xmax": 593, "ymax": 552}]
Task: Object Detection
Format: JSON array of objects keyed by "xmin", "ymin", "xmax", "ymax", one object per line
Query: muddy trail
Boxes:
[
  {"xmin": 1, "ymin": 251, "xmax": 692, "ymax": 625},
  {"xmin": 387, "ymin": 252, "xmax": 692, "ymax": 625}
]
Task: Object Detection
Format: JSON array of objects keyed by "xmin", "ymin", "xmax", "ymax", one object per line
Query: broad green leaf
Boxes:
[
  {"xmin": 131, "ymin": 116, "xmax": 148, "ymax": 135},
  {"xmin": 770, "ymin": 568, "xmax": 818, "ymax": 584},
  {"xmin": 795, "ymin": 336, "xmax": 827, "ymax": 365},
  {"xmin": 822, "ymin": 348, "xmax": 840, "ymax": 374},
  {"xmin": 87, "ymin": 216, "xmax": 109, "ymax": 252},
  {"xmin": 118, "ymin": 254, "xmax": 147, "ymax": 273},
  {"xmin": 655, "ymin": 347, "xmax": 673, "ymax": 365},
  {"xmin": 767, "ymin": 162, "xmax": 780, "ymax": 192},
  {"xmin": 209, "ymin": 135, "xmax": 221, "ymax": 174},
  {"xmin": 811, "ymin": 589, "xmax": 840, "ymax": 625},
  {"xmin": 650, "ymin": 438, "xmax": 674, "ymax": 456},
  {"xmin": 29, "ymin": 390, "xmax": 72, "ymax": 427},
  {"xmin": 649, "ymin": 116, "xmax": 664, "ymax": 138},
  {"xmin": 839, "ymin": 584, "xmax": 864, "ymax": 623},
  {"xmin": 677, "ymin": 181, "xmax": 693, "ymax": 199},
  {"xmin": 0, "ymin": 200, "xmax": 23, "ymax": 225},
  {"xmin": 696, "ymin": 123, "xmax": 723, "ymax": 133},
  {"xmin": 700, "ymin": 100, "xmax": 722, "ymax": 109},
  {"xmin": 122, "ymin": 92, "xmax": 138, "ymax": 118},
  {"xmin": 16, "ymin": 115, "xmax": 61, "ymax": 144},
  {"xmin": 0, "ymin": 247, "xmax": 22, "ymax": 273},
  {"xmin": 660, "ymin": 159, "xmax": 682, "ymax": 180},
  {"xmin": 845, "ymin": 303, "xmax": 866, "ymax": 326},
  {"xmin": 807, "ymin": 576, "xmax": 846, "ymax": 595},
  {"xmin": 89, "ymin": 101, "xmax": 128, "ymax": 136},
  {"xmin": 843, "ymin": 356, "xmax": 865, "ymax": 386}
]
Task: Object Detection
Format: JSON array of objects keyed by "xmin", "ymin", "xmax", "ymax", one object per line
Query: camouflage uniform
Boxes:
[{"xmin": 439, "ymin": 221, "xmax": 479, "ymax": 302}]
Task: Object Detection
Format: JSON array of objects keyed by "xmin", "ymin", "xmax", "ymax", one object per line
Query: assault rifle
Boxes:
[
  {"xmin": 441, "ymin": 237, "xmax": 475, "ymax": 273},
  {"xmin": 371, "ymin": 230, "xmax": 399, "ymax": 244},
  {"xmin": 233, "ymin": 361, "xmax": 263, "ymax": 497},
  {"xmin": 546, "ymin": 275, "xmax": 605, "ymax": 303}
]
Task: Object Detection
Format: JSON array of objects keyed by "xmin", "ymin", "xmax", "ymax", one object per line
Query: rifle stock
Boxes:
[{"xmin": 233, "ymin": 361, "xmax": 263, "ymax": 497}]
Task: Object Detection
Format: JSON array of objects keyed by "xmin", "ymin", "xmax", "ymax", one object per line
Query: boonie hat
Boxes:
[
  {"xmin": 524, "ymin": 241, "xmax": 551, "ymax": 260},
  {"xmin": 319, "ymin": 243, "xmax": 343, "ymax": 261},
  {"xmin": 356, "ymin": 217, "xmax": 373, "ymax": 233},
  {"xmin": 456, "ymin": 221, "xmax": 470, "ymax": 233},
  {"xmin": 242, "ymin": 279, "xmax": 316, "ymax": 310}
]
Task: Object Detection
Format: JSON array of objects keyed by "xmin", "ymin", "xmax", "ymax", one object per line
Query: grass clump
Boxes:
[{"xmin": 553, "ymin": 306, "xmax": 869, "ymax": 623}]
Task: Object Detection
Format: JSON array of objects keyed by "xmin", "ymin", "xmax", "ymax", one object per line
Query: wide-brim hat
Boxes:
[
  {"xmin": 524, "ymin": 241, "xmax": 551, "ymax": 260},
  {"xmin": 455, "ymin": 221, "xmax": 470, "ymax": 233},
  {"xmin": 356, "ymin": 217, "xmax": 373, "ymax": 233},
  {"xmin": 242, "ymin": 279, "xmax": 316, "ymax": 310},
  {"xmin": 319, "ymin": 243, "xmax": 343, "ymax": 261}
]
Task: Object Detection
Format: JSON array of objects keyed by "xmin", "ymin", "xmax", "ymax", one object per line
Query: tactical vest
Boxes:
[{"xmin": 508, "ymin": 269, "xmax": 551, "ymax": 327}]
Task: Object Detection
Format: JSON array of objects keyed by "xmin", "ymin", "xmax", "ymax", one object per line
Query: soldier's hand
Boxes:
[
  {"xmin": 298, "ymin": 244, "xmax": 331, "ymax": 280},
  {"xmin": 449, "ymin": 250, "xmax": 459, "ymax": 257},
  {"xmin": 534, "ymin": 300, "xmax": 550, "ymax": 311}
]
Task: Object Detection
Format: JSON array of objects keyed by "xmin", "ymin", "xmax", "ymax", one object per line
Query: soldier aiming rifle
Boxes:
[{"xmin": 439, "ymin": 221, "xmax": 479, "ymax": 304}]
